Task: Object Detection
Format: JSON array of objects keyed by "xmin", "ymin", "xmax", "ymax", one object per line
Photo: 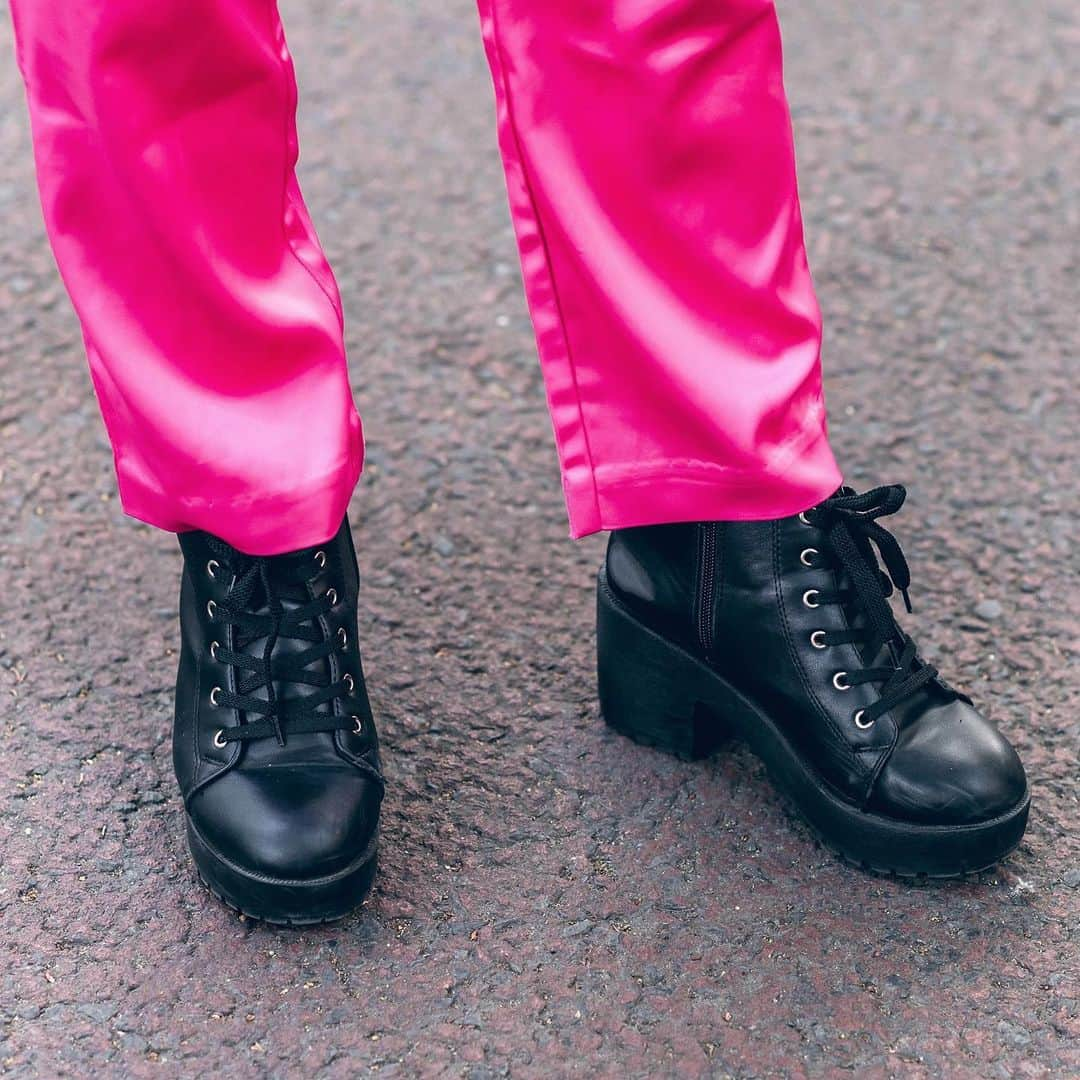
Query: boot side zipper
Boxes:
[{"xmin": 697, "ymin": 523, "xmax": 718, "ymax": 654}]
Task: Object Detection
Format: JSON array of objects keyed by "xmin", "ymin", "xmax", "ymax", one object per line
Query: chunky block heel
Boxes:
[{"xmin": 597, "ymin": 570, "xmax": 729, "ymax": 759}]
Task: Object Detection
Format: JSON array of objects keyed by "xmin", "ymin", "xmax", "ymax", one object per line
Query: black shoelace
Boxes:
[
  {"xmin": 204, "ymin": 539, "xmax": 359, "ymax": 746},
  {"xmin": 803, "ymin": 484, "xmax": 968, "ymax": 727}
]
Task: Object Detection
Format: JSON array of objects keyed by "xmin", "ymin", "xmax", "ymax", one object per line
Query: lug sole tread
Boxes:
[
  {"xmin": 194, "ymin": 871, "xmax": 361, "ymax": 926},
  {"xmin": 186, "ymin": 819, "xmax": 377, "ymax": 926},
  {"xmin": 605, "ymin": 710, "xmax": 1023, "ymax": 881}
]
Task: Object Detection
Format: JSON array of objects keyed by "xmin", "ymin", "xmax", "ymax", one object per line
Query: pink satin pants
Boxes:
[{"xmin": 12, "ymin": 0, "xmax": 841, "ymax": 555}]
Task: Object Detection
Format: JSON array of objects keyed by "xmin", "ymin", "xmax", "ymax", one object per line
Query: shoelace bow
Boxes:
[
  {"xmin": 806, "ymin": 484, "xmax": 969, "ymax": 726},
  {"xmin": 204, "ymin": 539, "xmax": 359, "ymax": 746}
]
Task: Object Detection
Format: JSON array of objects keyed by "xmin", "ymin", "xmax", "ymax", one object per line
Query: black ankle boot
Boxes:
[
  {"xmin": 598, "ymin": 484, "xmax": 1029, "ymax": 877},
  {"xmin": 173, "ymin": 517, "xmax": 383, "ymax": 923}
]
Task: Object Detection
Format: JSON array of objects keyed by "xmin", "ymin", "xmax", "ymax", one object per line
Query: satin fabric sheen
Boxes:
[{"xmin": 12, "ymin": 0, "xmax": 841, "ymax": 554}]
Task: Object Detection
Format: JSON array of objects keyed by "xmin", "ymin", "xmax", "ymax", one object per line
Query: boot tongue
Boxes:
[
  {"xmin": 239, "ymin": 594, "xmax": 331, "ymax": 705},
  {"xmin": 232, "ymin": 556, "xmax": 336, "ymax": 755},
  {"xmin": 831, "ymin": 543, "xmax": 949, "ymax": 727}
]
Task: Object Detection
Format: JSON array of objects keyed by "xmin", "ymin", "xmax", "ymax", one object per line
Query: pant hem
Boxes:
[
  {"xmin": 114, "ymin": 451, "xmax": 362, "ymax": 556},
  {"xmin": 564, "ymin": 426, "xmax": 843, "ymax": 537}
]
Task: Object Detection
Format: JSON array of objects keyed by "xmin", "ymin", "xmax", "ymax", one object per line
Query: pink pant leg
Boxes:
[
  {"xmin": 11, "ymin": 0, "xmax": 361, "ymax": 555},
  {"xmin": 477, "ymin": 0, "xmax": 843, "ymax": 535}
]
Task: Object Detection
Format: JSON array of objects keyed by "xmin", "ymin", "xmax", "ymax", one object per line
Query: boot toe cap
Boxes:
[
  {"xmin": 869, "ymin": 701, "xmax": 1027, "ymax": 826},
  {"xmin": 188, "ymin": 766, "xmax": 382, "ymax": 881}
]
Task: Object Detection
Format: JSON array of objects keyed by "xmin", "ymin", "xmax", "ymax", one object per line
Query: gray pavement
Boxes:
[{"xmin": 0, "ymin": 0, "xmax": 1077, "ymax": 1075}]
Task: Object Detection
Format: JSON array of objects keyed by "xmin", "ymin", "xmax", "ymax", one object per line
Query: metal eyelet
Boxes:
[
  {"xmin": 343, "ymin": 673, "xmax": 354, "ymax": 692},
  {"xmin": 810, "ymin": 630, "xmax": 827, "ymax": 649},
  {"xmin": 798, "ymin": 511, "xmax": 813, "ymax": 526},
  {"xmin": 314, "ymin": 551, "xmax": 327, "ymax": 568},
  {"xmin": 800, "ymin": 548, "xmax": 818, "ymax": 567},
  {"xmin": 351, "ymin": 715, "xmax": 363, "ymax": 735},
  {"xmin": 206, "ymin": 559, "xmax": 220, "ymax": 580},
  {"xmin": 854, "ymin": 710, "xmax": 874, "ymax": 730},
  {"xmin": 337, "ymin": 628, "xmax": 347, "ymax": 648},
  {"xmin": 326, "ymin": 588, "xmax": 338, "ymax": 606},
  {"xmin": 833, "ymin": 671, "xmax": 851, "ymax": 691},
  {"xmin": 210, "ymin": 686, "xmax": 223, "ymax": 706},
  {"xmin": 802, "ymin": 589, "xmax": 821, "ymax": 609},
  {"xmin": 206, "ymin": 599, "xmax": 217, "ymax": 619},
  {"xmin": 209, "ymin": 641, "xmax": 220, "ymax": 661},
  {"xmin": 213, "ymin": 729, "xmax": 228, "ymax": 749}
]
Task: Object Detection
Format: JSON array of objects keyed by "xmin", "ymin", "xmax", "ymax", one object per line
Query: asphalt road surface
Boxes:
[{"xmin": 1, "ymin": 1, "xmax": 1077, "ymax": 1076}]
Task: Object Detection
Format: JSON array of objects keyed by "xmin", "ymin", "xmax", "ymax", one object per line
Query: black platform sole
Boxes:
[
  {"xmin": 597, "ymin": 570, "xmax": 1030, "ymax": 879},
  {"xmin": 186, "ymin": 818, "xmax": 377, "ymax": 925}
]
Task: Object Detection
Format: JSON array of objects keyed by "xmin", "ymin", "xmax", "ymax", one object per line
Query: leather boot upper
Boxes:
[
  {"xmin": 174, "ymin": 517, "xmax": 383, "ymax": 880},
  {"xmin": 605, "ymin": 485, "xmax": 1027, "ymax": 825}
]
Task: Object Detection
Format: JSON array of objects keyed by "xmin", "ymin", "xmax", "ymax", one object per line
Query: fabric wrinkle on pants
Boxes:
[{"xmin": 11, "ymin": 0, "xmax": 842, "ymax": 554}]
